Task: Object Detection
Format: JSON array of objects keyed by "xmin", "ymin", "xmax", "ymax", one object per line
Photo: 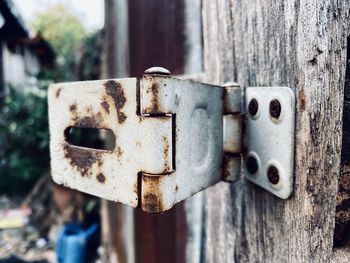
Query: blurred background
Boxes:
[{"xmin": 0, "ymin": 0, "xmax": 203, "ymax": 262}]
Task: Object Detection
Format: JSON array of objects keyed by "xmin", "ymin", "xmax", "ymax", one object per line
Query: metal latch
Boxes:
[{"xmin": 48, "ymin": 67, "xmax": 295, "ymax": 213}]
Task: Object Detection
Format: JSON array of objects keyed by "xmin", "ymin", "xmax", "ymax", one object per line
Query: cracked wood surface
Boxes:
[{"xmin": 202, "ymin": 0, "xmax": 350, "ymax": 262}]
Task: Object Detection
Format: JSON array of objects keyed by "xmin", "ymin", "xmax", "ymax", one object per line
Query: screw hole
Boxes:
[
  {"xmin": 248, "ymin": 98, "xmax": 259, "ymax": 116},
  {"xmin": 267, "ymin": 165, "xmax": 280, "ymax": 184},
  {"xmin": 246, "ymin": 156, "xmax": 258, "ymax": 174},
  {"xmin": 269, "ymin": 99, "xmax": 281, "ymax": 119}
]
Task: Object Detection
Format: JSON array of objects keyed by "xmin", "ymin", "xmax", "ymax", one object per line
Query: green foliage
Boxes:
[
  {"xmin": 0, "ymin": 82, "xmax": 51, "ymax": 195},
  {"xmin": 33, "ymin": 4, "xmax": 87, "ymax": 81},
  {"xmin": 0, "ymin": 5, "xmax": 101, "ymax": 195},
  {"xmin": 77, "ymin": 31, "xmax": 102, "ymax": 81}
]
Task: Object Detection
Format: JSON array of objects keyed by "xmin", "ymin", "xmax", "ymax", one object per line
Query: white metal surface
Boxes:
[
  {"xmin": 48, "ymin": 75, "xmax": 227, "ymax": 213},
  {"xmin": 243, "ymin": 87, "xmax": 295, "ymax": 199},
  {"xmin": 48, "ymin": 78, "xmax": 172, "ymax": 208},
  {"xmin": 222, "ymin": 84, "xmax": 242, "ymax": 182},
  {"xmin": 140, "ymin": 74, "xmax": 224, "ymax": 212},
  {"xmin": 48, "ymin": 73, "xmax": 295, "ymax": 213}
]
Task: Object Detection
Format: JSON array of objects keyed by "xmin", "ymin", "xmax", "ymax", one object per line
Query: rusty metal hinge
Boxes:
[{"xmin": 48, "ymin": 67, "xmax": 295, "ymax": 213}]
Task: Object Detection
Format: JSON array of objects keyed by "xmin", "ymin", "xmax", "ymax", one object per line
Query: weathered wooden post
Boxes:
[
  {"xmin": 48, "ymin": 1, "xmax": 350, "ymax": 262},
  {"xmin": 202, "ymin": 1, "xmax": 350, "ymax": 262}
]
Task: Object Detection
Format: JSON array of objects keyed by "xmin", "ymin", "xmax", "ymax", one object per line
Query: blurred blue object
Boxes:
[{"xmin": 56, "ymin": 222, "xmax": 98, "ymax": 263}]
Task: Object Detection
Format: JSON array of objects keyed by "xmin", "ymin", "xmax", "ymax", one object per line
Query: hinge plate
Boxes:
[
  {"xmin": 48, "ymin": 68, "xmax": 296, "ymax": 213},
  {"xmin": 243, "ymin": 87, "xmax": 295, "ymax": 199}
]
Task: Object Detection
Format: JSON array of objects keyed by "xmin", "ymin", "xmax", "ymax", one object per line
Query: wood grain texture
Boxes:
[
  {"xmin": 336, "ymin": 35, "xmax": 350, "ymax": 247},
  {"xmin": 202, "ymin": 0, "xmax": 350, "ymax": 262}
]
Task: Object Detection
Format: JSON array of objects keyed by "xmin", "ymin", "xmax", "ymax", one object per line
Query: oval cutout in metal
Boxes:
[{"xmin": 64, "ymin": 127, "xmax": 116, "ymax": 151}]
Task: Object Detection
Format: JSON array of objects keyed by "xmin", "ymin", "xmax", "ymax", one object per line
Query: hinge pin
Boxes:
[
  {"xmin": 222, "ymin": 82, "xmax": 242, "ymax": 182},
  {"xmin": 144, "ymin": 67, "xmax": 171, "ymax": 75}
]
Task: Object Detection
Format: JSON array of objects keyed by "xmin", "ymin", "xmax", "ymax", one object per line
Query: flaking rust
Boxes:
[
  {"xmin": 143, "ymin": 75, "xmax": 162, "ymax": 114},
  {"xmin": 49, "ymin": 78, "xmax": 172, "ymax": 208},
  {"xmin": 63, "ymin": 144, "xmax": 102, "ymax": 177},
  {"xmin": 162, "ymin": 136, "xmax": 171, "ymax": 173},
  {"xmin": 68, "ymin": 102, "xmax": 105, "ymax": 129},
  {"xmin": 149, "ymin": 83, "xmax": 160, "ymax": 113},
  {"xmin": 50, "ymin": 72, "xmax": 231, "ymax": 212},
  {"xmin": 103, "ymin": 80, "xmax": 127, "ymax": 123},
  {"xmin": 100, "ymin": 101, "xmax": 110, "ymax": 114},
  {"xmin": 96, "ymin": 173, "xmax": 106, "ymax": 183},
  {"xmin": 69, "ymin": 104, "xmax": 77, "ymax": 112},
  {"xmin": 141, "ymin": 175, "xmax": 166, "ymax": 213},
  {"xmin": 63, "ymin": 105, "xmax": 108, "ymax": 179},
  {"xmin": 73, "ymin": 114, "xmax": 103, "ymax": 128}
]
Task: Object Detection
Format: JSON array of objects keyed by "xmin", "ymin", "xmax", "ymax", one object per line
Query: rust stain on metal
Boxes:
[
  {"xmin": 157, "ymin": 116, "xmax": 171, "ymax": 123},
  {"xmin": 97, "ymin": 173, "xmax": 106, "ymax": 183},
  {"xmin": 142, "ymin": 176, "xmax": 164, "ymax": 213},
  {"xmin": 70, "ymin": 104, "xmax": 77, "ymax": 112},
  {"xmin": 133, "ymin": 182, "xmax": 138, "ymax": 197},
  {"xmin": 74, "ymin": 113, "xmax": 103, "ymax": 128},
  {"xmin": 146, "ymin": 83, "xmax": 161, "ymax": 113},
  {"xmin": 63, "ymin": 144, "xmax": 101, "ymax": 177},
  {"xmin": 101, "ymin": 101, "xmax": 110, "ymax": 114},
  {"xmin": 55, "ymin": 88, "xmax": 61, "ymax": 98},
  {"xmin": 143, "ymin": 193, "xmax": 163, "ymax": 213},
  {"xmin": 97, "ymin": 158, "xmax": 103, "ymax": 168},
  {"xmin": 116, "ymin": 146, "xmax": 123, "ymax": 157},
  {"xmin": 163, "ymin": 136, "xmax": 170, "ymax": 172},
  {"xmin": 104, "ymin": 80, "xmax": 127, "ymax": 123}
]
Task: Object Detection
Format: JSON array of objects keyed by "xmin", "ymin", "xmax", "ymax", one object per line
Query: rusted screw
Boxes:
[
  {"xmin": 246, "ymin": 156, "xmax": 258, "ymax": 174},
  {"xmin": 267, "ymin": 165, "xmax": 280, "ymax": 184},
  {"xmin": 269, "ymin": 99, "xmax": 281, "ymax": 119},
  {"xmin": 248, "ymin": 99, "xmax": 258, "ymax": 116},
  {"xmin": 144, "ymin": 67, "xmax": 171, "ymax": 75}
]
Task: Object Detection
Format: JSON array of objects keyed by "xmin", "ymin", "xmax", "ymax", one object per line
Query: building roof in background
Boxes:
[
  {"xmin": 0, "ymin": 0, "xmax": 29, "ymax": 38},
  {"xmin": 0, "ymin": 0, "xmax": 55, "ymax": 69},
  {"xmin": 22, "ymin": 33, "xmax": 56, "ymax": 68}
]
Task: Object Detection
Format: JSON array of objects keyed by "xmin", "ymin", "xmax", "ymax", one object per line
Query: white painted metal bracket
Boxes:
[
  {"xmin": 243, "ymin": 87, "xmax": 295, "ymax": 199},
  {"xmin": 48, "ymin": 67, "xmax": 295, "ymax": 213}
]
